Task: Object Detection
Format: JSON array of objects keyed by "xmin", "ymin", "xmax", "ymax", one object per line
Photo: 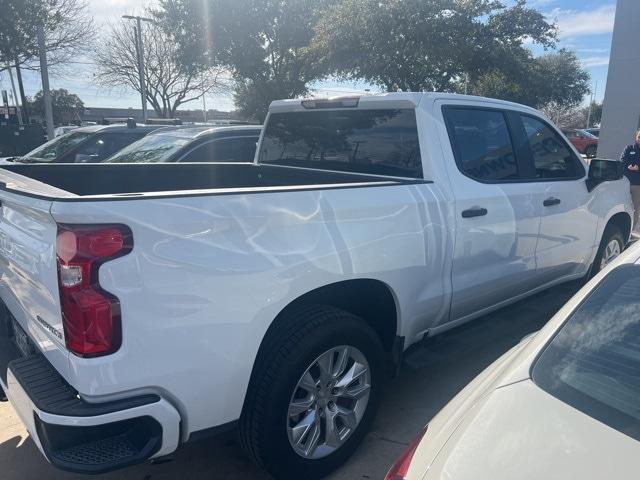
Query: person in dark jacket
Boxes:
[{"xmin": 621, "ymin": 129, "xmax": 640, "ymax": 231}]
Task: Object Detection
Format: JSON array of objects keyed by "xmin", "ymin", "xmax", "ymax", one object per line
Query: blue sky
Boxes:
[{"xmin": 0, "ymin": 0, "xmax": 617, "ymax": 112}]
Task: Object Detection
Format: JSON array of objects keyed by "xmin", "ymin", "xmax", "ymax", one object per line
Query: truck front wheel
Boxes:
[
  {"xmin": 592, "ymin": 224, "xmax": 624, "ymax": 275},
  {"xmin": 239, "ymin": 306, "xmax": 384, "ymax": 479}
]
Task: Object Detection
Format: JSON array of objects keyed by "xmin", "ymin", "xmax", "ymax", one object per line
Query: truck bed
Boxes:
[{"xmin": 0, "ymin": 163, "xmax": 409, "ymax": 199}]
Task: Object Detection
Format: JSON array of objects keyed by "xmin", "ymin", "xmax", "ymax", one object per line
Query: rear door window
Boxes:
[
  {"xmin": 443, "ymin": 107, "xmax": 518, "ymax": 182},
  {"xmin": 533, "ymin": 265, "xmax": 640, "ymax": 441},
  {"xmin": 258, "ymin": 109, "xmax": 422, "ymax": 178}
]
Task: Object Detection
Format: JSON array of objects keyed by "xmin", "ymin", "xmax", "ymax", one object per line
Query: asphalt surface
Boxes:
[{"xmin": 0, "ymin": 280, "xmax": 583, "ymax": 480}]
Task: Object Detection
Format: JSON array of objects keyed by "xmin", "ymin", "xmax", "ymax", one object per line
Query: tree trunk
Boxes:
[{"xmin": 14, "ymin": 60, "xmax": 30, "ymax": 123}]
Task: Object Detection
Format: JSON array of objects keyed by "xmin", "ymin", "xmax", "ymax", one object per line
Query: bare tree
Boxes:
[
  {"xmin": 93, "ymin": 20, "xmax": 228, "ymax": 118},
  {"xmin": 540, "ymin": 102, "xmax": 584, "ymax": 129}
]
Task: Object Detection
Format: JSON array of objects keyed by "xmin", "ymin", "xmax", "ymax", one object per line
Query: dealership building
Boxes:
[{"xmin": 599, "ymin": 0, "xmax": 640, "ymax": 160}]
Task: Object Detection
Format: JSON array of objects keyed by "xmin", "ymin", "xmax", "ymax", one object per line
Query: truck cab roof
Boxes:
[{"xmin": 269, "ymin": 92, "xmax": 539, "ymax": 114}]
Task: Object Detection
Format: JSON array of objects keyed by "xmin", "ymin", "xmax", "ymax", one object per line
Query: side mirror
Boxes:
[
  {"xmin": 74, "ymin": 153, "xmax": 96, "ymax": 163},
  {"xmin": 587, "ymin": 158, "xmax": 624, "ymax": 192}
]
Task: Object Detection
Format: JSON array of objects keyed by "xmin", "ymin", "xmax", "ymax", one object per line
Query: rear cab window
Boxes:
[
  {"xmin": 258, "ymin": 108, "xmax": 423, "ymax": 178},
  {"xmin": 180, "ymin": 136, "xmax": 259, "ymax": 162},
  {"xmin": 533, "ymin": 264, "xmax": 640, "ymax": 441}
]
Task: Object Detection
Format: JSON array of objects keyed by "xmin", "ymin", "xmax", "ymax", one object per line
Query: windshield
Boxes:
[
  {"xmin": 104, "ymin": 133, "xmax": 191, "ymax": 163},
  {"xmin": 21, "ymin": 131, "xmax": 92, "ymax": 162},
  {"xmin": 257, "ymin": 109, "xmax": 423, "ymax": 178},
  {"xmin": 533, "ymin": 264, "xmax": 640, "ymax": 441}
]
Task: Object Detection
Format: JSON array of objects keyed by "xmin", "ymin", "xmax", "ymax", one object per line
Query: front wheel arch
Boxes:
[{"xmin": 606, "ymin": 211, "xmax": 632, "ymax": 244}]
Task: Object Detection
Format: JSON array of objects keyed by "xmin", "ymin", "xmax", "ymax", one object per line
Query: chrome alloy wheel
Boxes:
[
  {"xmin": 601, "ymin": 239, "xmax": 621, "ymax": 269},
  {"xmin": 287, "ymin": 345, "xmax": 371, "ymax": 459}
]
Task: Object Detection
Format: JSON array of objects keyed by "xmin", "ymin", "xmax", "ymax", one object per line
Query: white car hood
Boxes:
[{"xmin": 424, "ymin": 379, "xmax": 639, "ymax": 480}]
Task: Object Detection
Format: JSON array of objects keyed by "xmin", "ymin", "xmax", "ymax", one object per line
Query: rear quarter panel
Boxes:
[
  {"xmin": 50, "ymin": 182, "xmax": 451, "ymax": 435},
  {"xmin": 0, "ymin": 189, "xmax": 68, "ymax": 378}
]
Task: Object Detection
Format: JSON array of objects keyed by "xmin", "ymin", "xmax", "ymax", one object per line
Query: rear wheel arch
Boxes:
[
  {"xmin": 267, "ymin": 279, "xmax": 400, "ymax": 353},
  {"xmin": 241, "ymin": 279, "xmax": 399, "ymax": 412}
]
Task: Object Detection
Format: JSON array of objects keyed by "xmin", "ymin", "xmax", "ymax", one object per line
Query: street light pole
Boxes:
[
  {"xmin": 37, "ymin": 24, "xmax": 55, "ymax": 139},
  {"xmin": 122, "ymin": 15, "xmax": 154, "ymax": 123}
]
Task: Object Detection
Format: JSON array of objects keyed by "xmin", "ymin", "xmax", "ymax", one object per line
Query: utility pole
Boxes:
[
  {"xmin": 14, "ymin": 60, "xmax": 29, "ymax": 123},
  {"xmin": 37, "ymin": 24, "xmax": 55, "ymax": 139},
  {"xmin": 202, "ymin": 74, "xmax": 207, "ymax": 123},
  {"xmin": 123, "ymin": 15, "xmax": 154, "ymax": 123},
  {"xmin": 586, "ymin": 80, "xmax": 598, "ymax": 129},
  {"xmin": 5, "ymin": 65, "xmax": 23, "ymax": 125},
  {"xmin": 202, "ymin": 94, "xmax": 207, "ymax": 123}
]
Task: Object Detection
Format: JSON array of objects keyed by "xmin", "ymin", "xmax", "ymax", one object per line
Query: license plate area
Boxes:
[{"xmin": 11, "ymin": 318, "xmax": 36, "ymax": 358}]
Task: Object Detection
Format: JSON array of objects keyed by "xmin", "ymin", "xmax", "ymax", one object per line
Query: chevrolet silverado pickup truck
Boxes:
[{"xmin": 0, "ymin": 93, "xmax": 633, "ymax": 479}]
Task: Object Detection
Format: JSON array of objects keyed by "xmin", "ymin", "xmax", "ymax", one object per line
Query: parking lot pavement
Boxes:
[{"xmin": 0, "ymin": 280, "xmax": 583, "ymax": 480}]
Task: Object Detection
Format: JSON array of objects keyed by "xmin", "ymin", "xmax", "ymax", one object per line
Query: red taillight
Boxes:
[
  {"xmin": 385, "ymin": 426, "xmax": 428, "ymax": 480},
  {"xmin": 56, "ymin": 224, "xmax": 132, "ymax": 357}
]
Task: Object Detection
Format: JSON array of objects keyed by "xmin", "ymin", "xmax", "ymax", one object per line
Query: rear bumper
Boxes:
[{"xmin": 0, "ymin": 316, "xmax": 181, "ymax": 474}]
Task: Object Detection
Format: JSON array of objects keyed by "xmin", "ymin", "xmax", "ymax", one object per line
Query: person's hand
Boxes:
[{"xmin": 629, "ymin": 164, "xmax": 640, "ymax": 171}]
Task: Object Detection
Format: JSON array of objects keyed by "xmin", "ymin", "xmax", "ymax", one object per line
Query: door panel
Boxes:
[
  {"xmin": 536, "ymin": 182, "xmax": 596, "ymax": 281},
  {"xmin": 519, "ymin": 115, "xmax": 597, "ymax": 282},
  {"xmin": 440, "ymin": 105, "xmax": 542, "ymax": 322},
  {"xmin": 451, "ymin": 184, "xmax": 541, "ymax": 320}
]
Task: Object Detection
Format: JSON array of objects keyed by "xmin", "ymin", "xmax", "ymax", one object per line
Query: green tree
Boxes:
[
  {"xmin": 585, "ymin": 101, "xmax": 603, "ymax": 128},
  {"xmin": 309, "ymin": 0, "xmax": 556, "ymax": 93},
  {"xmin": 158, "ymin": 0, "xmax": 334, "ymax": 121},
  {"xmin": 470, "ymin": 49, "xmax": 590, "ymax": 112},
  {"xmin": 0, "ymin": 0, "xmax": 93, "ymax": 70},
  {"xmin": 0, "ymin": 0, "xmax": 48, "ymax": 64},
  {"xmin": 534, "ymin": 49, "xmax": 590, "ymax": 109},
  {"xmin": 30, "ymin": 88, "xmax": 84, "ymax": 125}
]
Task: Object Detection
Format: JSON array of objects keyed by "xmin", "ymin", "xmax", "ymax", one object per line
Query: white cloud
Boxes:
[
  {"xmin": 88, "ymin": 0, "xmax": 158, "ymax": 26},
  {"xmin": 578, "ymin": 48, "xmax": 610, "ymax": 54},
  {"xmin": 550, "ymin": 5, "xmax": 616, "ymax": 39},
  {"xmin": 581, "ymin": 56, "xmax": 610, "ymax": 68},
  {"xmin": 528, "ymin": 0, "xmax": 556, "ymax": 7}
]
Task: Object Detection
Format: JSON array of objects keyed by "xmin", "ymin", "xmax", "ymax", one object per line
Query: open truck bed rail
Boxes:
[{"xmin": 0, "ymin": 163, "xmax": 423, "ymax": 201}]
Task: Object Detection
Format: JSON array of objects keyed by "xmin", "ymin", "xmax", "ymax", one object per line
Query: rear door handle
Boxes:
[
  {"xmin": 461, "ymin": 207, "xmax": 488, "ymax": 218},
  {"xmin": 543, "ymin": 197, "xmax": 561, "ymax": 207}
]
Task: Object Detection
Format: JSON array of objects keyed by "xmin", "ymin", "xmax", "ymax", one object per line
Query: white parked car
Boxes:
[
  {"xmin": 386, "ymin": 241, "xmax": 640, "ymax": 480},
  {"xmin": 0, "ymin": 93, "xmax": 633, "ymax": 479}
]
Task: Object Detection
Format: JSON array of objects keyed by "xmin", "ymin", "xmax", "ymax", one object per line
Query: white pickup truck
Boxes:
[{"xmin": 0, "ymin": 93, "xmax": 633, "ymax": 479}]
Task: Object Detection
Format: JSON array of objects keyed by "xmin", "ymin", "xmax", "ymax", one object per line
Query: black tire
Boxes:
[
  {"xmin": 585, "ymin": 145, "xmax": 597, "ymax": 158},
  {"xmin": 239, "ymin": 305, "xmax": 384, "ymax": 479},
  {"xmin": 592, "ymin": 224, "xmax": 625, "ymax": 276}
]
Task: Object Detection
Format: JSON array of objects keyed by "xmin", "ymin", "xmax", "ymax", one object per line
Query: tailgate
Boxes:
[{"xmin": 0, "ymin": 188, "xmax": 68, "ymax": 378}]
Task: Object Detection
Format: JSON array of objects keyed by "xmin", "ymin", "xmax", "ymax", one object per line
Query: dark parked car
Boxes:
[
  {"xmin": 2, "ymin": 123, "xmax": 167, "ymax": 164},
  {"xmin": 562, "ymin": 128, "xmax": 599, "ymax": 158},
  {"xmin": 104, "ymin": 125, "xmax": 262, "ymax": 163}
]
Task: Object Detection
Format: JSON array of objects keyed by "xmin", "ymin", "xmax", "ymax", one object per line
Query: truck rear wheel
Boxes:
[{"xmin": 239, "ymin": 306, "xmax": 384, "ymax": 479}]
